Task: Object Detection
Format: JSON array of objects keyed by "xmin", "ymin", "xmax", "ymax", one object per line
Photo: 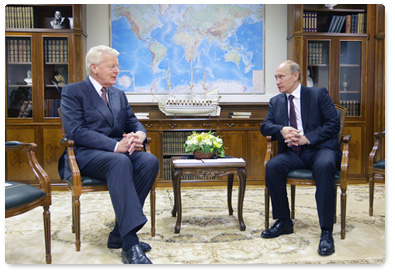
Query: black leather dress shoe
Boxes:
[
  {"xmin": 107, "ymin": 232, "xmax": 152, "ymax": 253},
  {"xmin": 317, "ymin": 230, "xmax": 335, "ymax": 256},
  {"xmin": 261, "ymin": 219, "xmax": 294, "ymax": 238},
  {"xmin": 121, "ymin": 244, "xmax": 152, "ymax": 264}
]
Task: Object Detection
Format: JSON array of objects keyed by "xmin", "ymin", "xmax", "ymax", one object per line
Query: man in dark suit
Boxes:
[
  {"xmin": 260, "ymin": 60, "xmax": 341, "ymax": 256},
  {"xmin": 59, "ymin": 45, "xmax": 159, "ymax": 264}
]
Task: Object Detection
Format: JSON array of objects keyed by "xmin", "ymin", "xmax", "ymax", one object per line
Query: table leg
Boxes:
[
  {"xmin": 227, "ymin": 174, "xmax": 234, "ymax": 215},
  {"xmin": 237, "ymin": 167, "xmax": 247, "ymax": 231},
  {"xmin": 172, "ymin": 168, "xmax": 183, "ymax": 233}
]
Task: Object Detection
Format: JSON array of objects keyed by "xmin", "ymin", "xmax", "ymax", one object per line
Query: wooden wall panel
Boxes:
[
  {"xmin": 42, "ymin": 128, "xmax": 64, "ymax": 181},
  {"xmin": 6, "ymin": 128, "xmax": 36, "ymax": 181}
]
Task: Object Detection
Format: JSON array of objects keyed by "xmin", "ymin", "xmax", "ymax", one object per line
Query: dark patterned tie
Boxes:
[
  {"xmin": 101, "ymin": 87, "xmax": 109, "ymax": 107},
  {"xmin": 288, "ymin": 95, "xmax": 301, "ymax": 155}
]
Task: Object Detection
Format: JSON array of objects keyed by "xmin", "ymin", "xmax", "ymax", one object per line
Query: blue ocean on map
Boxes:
[{"xmin": 111, "ymin": 4, "xmax": 263, "ymax": 94}]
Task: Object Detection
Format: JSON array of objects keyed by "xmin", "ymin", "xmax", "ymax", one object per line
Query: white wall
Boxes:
[{"xmin": 85, "ymin": 4, "xmax": 287, "ymax": 101}]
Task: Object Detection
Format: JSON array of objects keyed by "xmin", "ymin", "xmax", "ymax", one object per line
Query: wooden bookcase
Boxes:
[
  {"xmin": 287, "ymin": 4, "xmax": 385, "ymax": 182},
  {"xmin": 5, "ymin": 4, "xmax": 86, "ymax": 184}
]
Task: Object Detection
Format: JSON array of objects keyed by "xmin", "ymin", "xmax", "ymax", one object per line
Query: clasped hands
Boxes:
[
  {"xmin": 281, "ymin": 126, "xmax": 309, "ymax": 147},
  {"xmin": 116, "ymin": 132, "xmax": 145, "ymax": 155}
]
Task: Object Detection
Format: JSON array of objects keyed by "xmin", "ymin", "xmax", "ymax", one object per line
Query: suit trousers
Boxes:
[
  {"xmin": 80, "ymin": 150, "xmax": 159, "ymax": 237},
  {"xmin": 265, "ymin": 146, "xmax": 341, "ymax": 230}
]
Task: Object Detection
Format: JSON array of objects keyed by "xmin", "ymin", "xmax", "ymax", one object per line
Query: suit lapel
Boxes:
[
  {"xmin": 300, "ymin": 86, "xmax": 309, "ymax": 131},
  {"xmin": 84, "ymin": 79, "xmax": 114, "ymax": 127}
]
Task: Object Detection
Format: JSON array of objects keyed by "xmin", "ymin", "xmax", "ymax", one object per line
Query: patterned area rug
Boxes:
[{"xmin": 5, "ymin": 184, "xmax": 385, "ymax": 264}]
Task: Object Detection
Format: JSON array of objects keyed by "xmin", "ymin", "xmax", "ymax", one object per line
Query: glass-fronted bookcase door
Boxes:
[
  {"xmin": 304, "ymin": 37, "xmax": 366, "ymax": 118},
  {"xmin": 42, "ymin": 35, "xmax": 69, "ymax": 118},
  {"xmin": 6, "ymin": 35, "xmax": 33, "ymax": 119}
]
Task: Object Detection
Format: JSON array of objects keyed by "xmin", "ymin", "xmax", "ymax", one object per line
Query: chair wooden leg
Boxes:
[
  {"xmin": 150, "ymin": 186, "xmax": 156, "ymax": 237},
  {"xmin": 290, "ymin": 184, "xmax": 295, "ymax": 219},
  {"xmin": 334, "ymin": 185, "xmax": 337, "ymax": 224},
  {"xmin": 71, "ymin": 196, "xmax": 75, "ymax": 233},
  {"xmin": 340, "ymin": 188, "xmax": 347, "ymax": 239},
  {"xmin": 73, "ymin": 195, "xmax": 81, "ymax": 251},
  {"xmin": 369, "ymin": 175, "xmax": 374, "ymax": 216},
  {"xmin": 43, "ymin": 205, "xmax": 51, "ymax": 264},
  {"xmin": 264, "ymin": 187, "xmax": 269, "ymax": 230}
]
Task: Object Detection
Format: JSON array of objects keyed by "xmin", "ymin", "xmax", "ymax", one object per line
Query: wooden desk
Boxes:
[{"xmin": 171, "ymin": 157, "xmax": 247, "ymax": 233}]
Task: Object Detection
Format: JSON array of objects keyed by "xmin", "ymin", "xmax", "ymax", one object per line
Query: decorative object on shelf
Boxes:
[
  {"xmin": 50, "ymin": 11, "xmax": 67, "ymax": 29},
  {"xmin": 324, "ymin": 4, "xmax": 337, "ymax": 10},
  {"xmin": 307, "ymin": 69, "xmax": 314, "ymax": 87},
  {"xmin": 52, "ymin": 68, "xmax": 65, "ymax": 85},
  {"xmin": 24, "ymin": 70, "xmax": 32, "ymax": 85},
  {"xmin": 342, "ymin": 73, "xmax": 348, "ymax": 91},
  {"xmin": 153, "ymin": 64, "xmax": 221, "ymax": 116},
  {"xmin": 184, "ymin": 131, "xmax": 225, "ymax": 158}
]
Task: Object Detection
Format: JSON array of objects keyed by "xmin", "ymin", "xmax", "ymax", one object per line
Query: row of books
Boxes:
[
  {"xmin": 340, "ymin": 100, "xmax": 360, "ymax": 116},
  {"xmin": 163, "ymin": 158, "xmax": 215, "ymax": 181},
  {"xmin": 45, "ymin": 99, "xmax": 60, "ymax": 117},
  {"xmin": 5, "ymin": 6, "xmax": 34, "ymax": 29},
  {"xmin": 303, "ymin": 12, "xmax": 318, "ymax": 32},
  {"xmin": 308, "ymin": 42, "xmax": 324, "ymax": 65},
  {"xmin": 228, "ymin": 112, "xmax": 251, "ymax": 119},
  {"xmin": 135, "ymin": 112, "xmax": 150, "ymax": 119},
  {"xmin": 327, "ymin": 14, "xmax": 366, "ymax": 33},
  {"xmin": 44, "ymin": 39, "xmax": 69, "ymax": 63},
  {"xmin": 163, "ymin": 131, "xmax": 199, "ymax": 155},
  {"xmin": 303, "ymin": 11, "xmax": 366, "ymax": 33},
  {"xmin": 6, "ymin": 39, "xmax": 31, "ymax": 63}
]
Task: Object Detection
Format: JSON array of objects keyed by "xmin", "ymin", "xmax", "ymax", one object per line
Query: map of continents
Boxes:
[{"xmin": 111, "ymin": 4, "xmax": 263, "ymax": 95}]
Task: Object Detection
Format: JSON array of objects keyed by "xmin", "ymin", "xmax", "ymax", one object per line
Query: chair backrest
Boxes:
[
  {"xmin": 335, "ymin": 104, "xmax": 347, "ymax": 144},
  {"xmin": 58, "ymin": 108, "xmax": 66, "ymax": 138}
]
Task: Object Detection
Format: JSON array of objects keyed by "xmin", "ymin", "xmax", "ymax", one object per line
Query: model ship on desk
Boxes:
[{"xmin": 152, "ymin": 63, "xmax": 221, "ymax": 117}]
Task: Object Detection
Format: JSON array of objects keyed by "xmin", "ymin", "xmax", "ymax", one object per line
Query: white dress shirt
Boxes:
[{"xmin": 286, "ymin": 84, "xmax": 305, "ymax": 136}]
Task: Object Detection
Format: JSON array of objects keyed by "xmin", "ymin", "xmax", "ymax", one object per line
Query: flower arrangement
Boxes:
[{"xmin": 184, "ymin": 131, "xmax": 225, "ymax": 158}]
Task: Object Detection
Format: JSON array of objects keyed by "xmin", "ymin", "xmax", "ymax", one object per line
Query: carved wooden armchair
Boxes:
[
  {"xmin": 263, "ymin": 105, "xmax": 351, "ymax": 239},
  {"xmin": 58, "ymin": 109, "xmax": 157, "ymax": 252},
  {"xmin": 5, "ymin": 141, "xmax": 52, "ymax": 264},
  {"xmin": 368, "ymin": 131, "xmax": 385, "ymax": 216}
]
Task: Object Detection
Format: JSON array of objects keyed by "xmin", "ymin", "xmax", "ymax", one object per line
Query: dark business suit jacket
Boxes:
[
  {"xmin": 58, "ymin": 77, "xmax": 146, "ymax": 180},
  {"xmin": 261, "ymin": 85, "xmax": 341, "ymax": 158}
]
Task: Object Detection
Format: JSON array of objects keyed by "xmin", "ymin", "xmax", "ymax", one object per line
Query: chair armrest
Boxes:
[
  {"xmin": 60, "ymin": 137, "xmax": 82, "ymax": 190},
  {"xmin": 144, "ymin": 137, "xmax": 152, "ymax": 154},
  {"xmin": 263, "ymin": 136, "xmax": 276, "ymax": 183},
  {"xmin": 339, "ymin": 135, "xmax": 351, "ymax": 189},
  {"xmin": 368, "ymin": 131, "xmax": 385, "ymax": 173},
  {"xmin": 5, "ymin": 142, "xmax": 51, "ymax": 205}
]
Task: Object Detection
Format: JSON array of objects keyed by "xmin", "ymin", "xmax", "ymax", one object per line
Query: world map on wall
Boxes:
[{"xmin": 111, "ymin": 4, "xmax": 264, "ymax": 95}]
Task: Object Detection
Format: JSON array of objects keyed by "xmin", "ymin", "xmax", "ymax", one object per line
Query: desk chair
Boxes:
[
  {"xmin": 263, "ymin": 105, "xmax": 351, "ymax": 239},
  {"xmin": 5, "ymin": 141, "xmax": 52, "ymax": 263},
  {"xmin": 368, "ymin": 131, "xmax": 385, "ymax": 216},
  {"xmin": 58, "ymin": 108, "xmax": 157, "ymax": 252}
]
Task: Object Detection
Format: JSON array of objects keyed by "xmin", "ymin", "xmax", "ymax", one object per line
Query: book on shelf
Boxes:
[
  {"xmin": 135, "ymin": 112, "xmax": 150, "ymax": 119},
  {"xmin": 325, "ymin": 13, "xmax": 365, "ymax": 34},
  {"xmin": 228, "ymin": 115, "xmax": 251, "ymax": 119},
  {"xmin": 303, "ymin": 11, "xmax": 317, "ymax": 32},
  {"xmin": 45, "ymin": 99, "xmax": 60, "ymax": 117},
  {"xmin": 7, "ymin": 38, "xmax": 31, "ymax": 63},
  {"xmin": 6, "ymin": 6, "xmax": 34, "ymax": 29},
  {"xmin": 308, "ymin": 42, "xmax": 323, "ymax": 65},
  {"xmin": 44, "ymin": 39, "xmax": 68, "ymax": 63},
  {"xmin": 228, "ymin": 111, "xmax": 251, "ymax": 118},
  {"xmin": 340, "ymin": 100, "xmax": 360, "ymax": 116}
]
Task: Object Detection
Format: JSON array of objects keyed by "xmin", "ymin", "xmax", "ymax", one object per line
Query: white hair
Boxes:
[{"xmin": 85, "ymin": 45, "xmax": 119, "ymax": 75}]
